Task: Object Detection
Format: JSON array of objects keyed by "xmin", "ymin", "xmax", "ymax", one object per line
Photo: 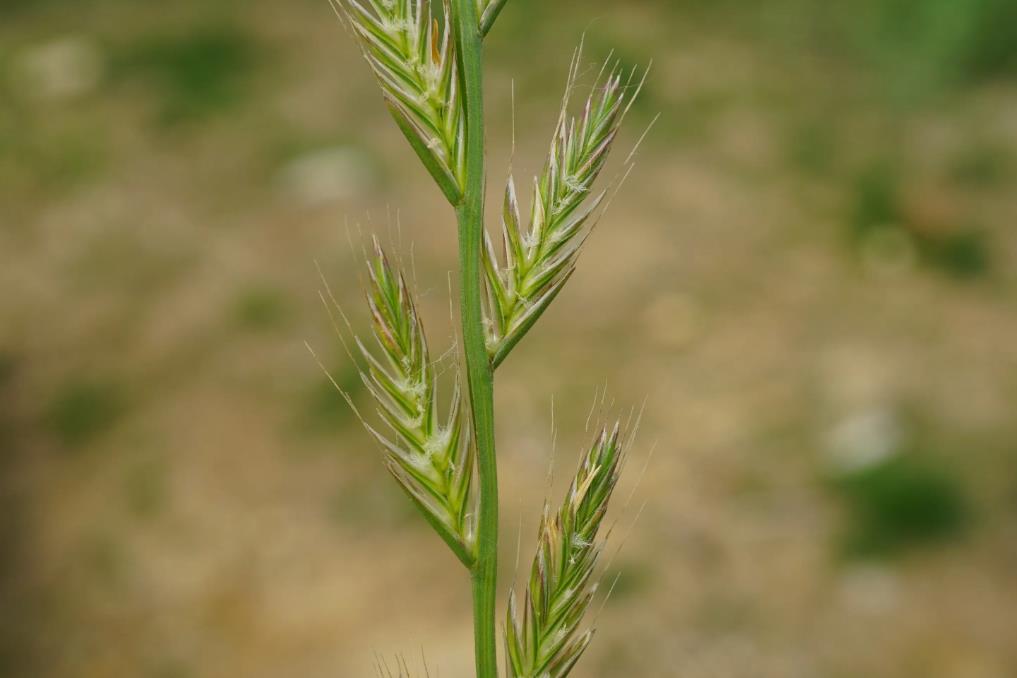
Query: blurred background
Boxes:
[{"xmin": 2, "ymin": 0, "xmax": 1016, "ymax": 676}]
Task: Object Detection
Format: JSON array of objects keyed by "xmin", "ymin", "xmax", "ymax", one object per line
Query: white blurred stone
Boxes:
[
  {"xmin": 277, "ymin": 146, "xmax": 375, "ymax": 206},
  {"xmin": 16, "ymin": 36, "xmax": 103, "ymax": 101},
  {"xmin": 825, "ymin": 406, "xmax": 901, "ymax": 474}
]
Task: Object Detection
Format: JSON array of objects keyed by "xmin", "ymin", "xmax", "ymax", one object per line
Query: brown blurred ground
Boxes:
[{"xmin": 2, "ymin": 0, "xmax": 1017, "ymax": 676}]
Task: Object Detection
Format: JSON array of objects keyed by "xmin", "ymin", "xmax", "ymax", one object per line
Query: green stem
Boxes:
[{"xmin": 451, "ymin": 2, "xmax": 498, "ymax": 678}]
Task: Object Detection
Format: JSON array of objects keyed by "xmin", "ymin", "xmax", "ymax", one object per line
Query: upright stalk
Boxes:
[{"xmin": 450, "ymin": 2, "xmax": 499, "ymax": 677}]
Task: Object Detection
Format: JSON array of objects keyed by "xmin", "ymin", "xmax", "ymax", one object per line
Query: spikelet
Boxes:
[
  {"xmin": 505, "ymin": 424, "xmax": 625, "ymax": 678},
  {"xmin": 483, "ymin": 57, "xmax": 647, "ymax": 368},
  {"xmin": 358, "ymin": 238, "xmax": 476, "ymax": 566},
  {"xmin": 337, "ymin": 0, "xmax": 466, "ymax": 204}
]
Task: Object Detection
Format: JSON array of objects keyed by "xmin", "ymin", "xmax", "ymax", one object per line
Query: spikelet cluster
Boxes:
[
  {"xmin": 358, "ymin": 239, "xmax": 476, "ymax": 566},
  {"xmin": 338, "ymin": 0, "xmax": 466, "ymax": 204},
  {"xmin": 328, "ymin": 2, "xmax": 648, "ymax": 672},
  {"xmin": 483, "ymin": 60, "xmax": 646, "ymax": 368},
  {"xmin": 505, "ymin": 424, "xmax": 626, "ymax": 677}
]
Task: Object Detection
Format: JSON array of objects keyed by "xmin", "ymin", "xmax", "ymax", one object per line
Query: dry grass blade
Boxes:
[
  {"xmin": 505, "ymin": 423, "xmax": 626, "ymax": 678},
  {"xmin": 483, "ymin": 55, "xmax": 647, "ymax": 368},
  {"xmin": 337, "ymin": 0, "xmax": 466, "ymax": 204},
  {"xmin": 358, "ymin": 237, "xmax": 476, "ymax": 566}
]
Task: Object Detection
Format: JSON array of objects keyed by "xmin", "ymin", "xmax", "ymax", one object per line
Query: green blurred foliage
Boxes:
[
  {"xmin": 852, "ymin": 164, "xmax": 900, "ymax": 236},
  {"xmin": 659, "ymin": 0, "xmax": 1017, "ymax": 102},
  {"xmin": 870, "ymin": 0, "xmax": 1017, "ymax": 96},
  {"xmin": 0, "ymin": 353, "xmax": 15, "ymax": 389},
  {"xmin": 124, "ymin": 454, "xmax": 170, "ymax": 519},
  {"xmin": 231, "ymin": 285, "xmax": 292, "ymax": 332},
  {"xmin": 853, "ymin": 0, "xmax": 985, "ymax": 98},
  {"xmin": 328, "ymin": 477, "xmax": 418, "ymax": 532},
  {"xmin": 834, "ymin": 456, "xmax": 970, "ymax": 558},
  {"xmin": 850, "ymin": 163, "xmax": 992, "ymax": 279},
  {"xmin": 78, "ymin": 531, "xmax": 128, "ymax": 590},
  {"xmin": 295, "ymin": 366, "xmax": 362, "ymax": 436},
  {"xmin": 44, "ymin": 377, "xmax": 126, "ymax": 448},
  {"xmin": 786, "ymin": 120, "xmax": 838, "ymax": 176},
  {"xmin": 602, "ymin": 561, "xmax": 654, "ymax": 604},
  {"xmin": 0, "ymin": 0, "xmax": 48, "ymax": 16},
  {"xmin": 789, "ymin": 0, "xmax": 1017, "ymax": 100},
  {"xmin": 115, "ymin": 25, "xmax": 260, "ymax": 123},
  {"xmin": 10, "ymin": 126, "xmax": 108, "ymax": 191},
  {"xmin": 955, "ymin": 0, "xmax": 1017, "ymax": 79},
  {"xmin": 0, "ymin": 102, "xmax": 110, "ymax": 196},
  {"xmin": 949, "ymin": 144, "xmax": 1013, "ymax": 189},
  {"xmin": 925, "ymin": 230, "xmax": 990, "ymax": 280}
]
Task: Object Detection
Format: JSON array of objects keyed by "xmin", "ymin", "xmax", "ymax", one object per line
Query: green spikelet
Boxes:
[
  {"xmin": 483, "ymin": 58, "xmax": 647, "ymax": 368},
  {"xmin": 358, "ymin": 238, "xmax": 476, "ymax": 567},
  {"xmin": 505, "ymin": 423, "xmax": 625, "ymax": 678}
]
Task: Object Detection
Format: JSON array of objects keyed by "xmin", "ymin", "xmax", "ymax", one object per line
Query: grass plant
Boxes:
[{"xmin": 323, "ymin": 2, "xmax": 646, "ymax": 675}]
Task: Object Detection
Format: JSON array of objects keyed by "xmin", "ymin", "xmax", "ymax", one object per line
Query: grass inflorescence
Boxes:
[
  {"xmin": 506, "ymin": 425, "xmax": 626, "ymax": 677},
  {"xmin": 322, "ymin": 2, "xmax": 647, "ymax": 675},
  {"xmin": 483, "ymin": 56, "xmax": 646, "ymax": 368},
  {"xmin": 359, "ymin": 240, "xmax": 476, "ymax": 566},
  {"xmin": 337, "ymin": 0, "xmax": 467, "ymax": 203}
]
